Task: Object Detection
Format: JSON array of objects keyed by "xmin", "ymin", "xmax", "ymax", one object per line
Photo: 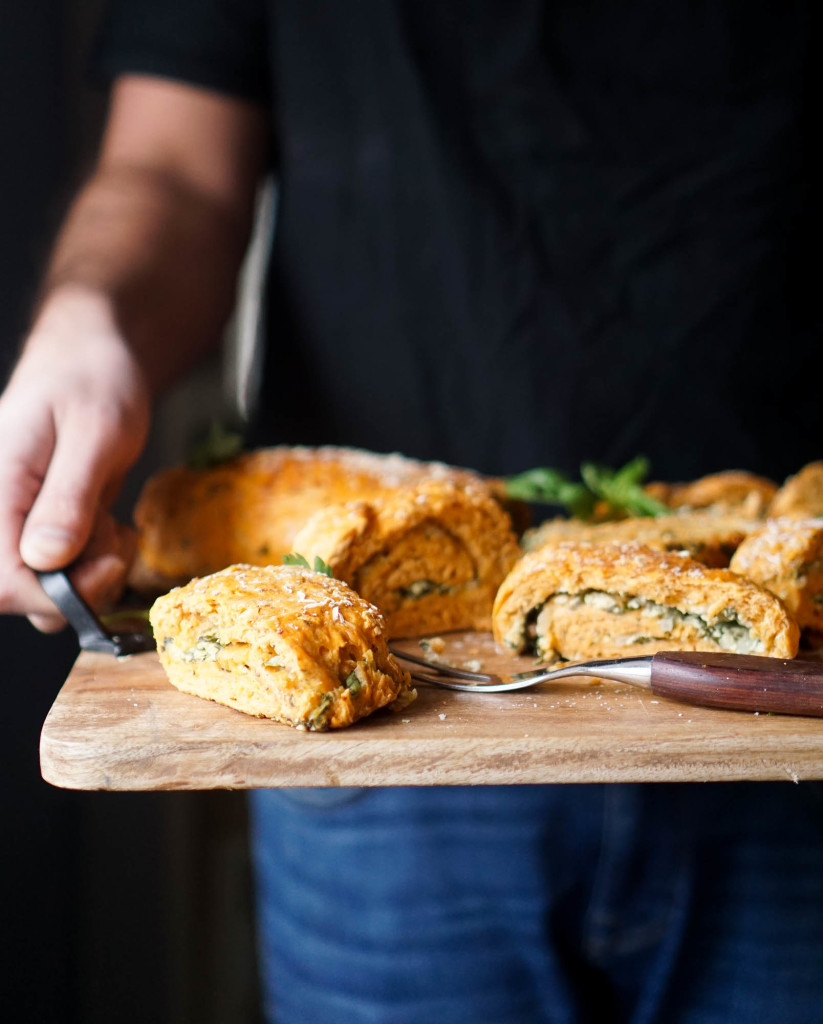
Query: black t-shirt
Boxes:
[{"xmin": 94, "ymin": 1, "xmax": 822, "ymax": 481}]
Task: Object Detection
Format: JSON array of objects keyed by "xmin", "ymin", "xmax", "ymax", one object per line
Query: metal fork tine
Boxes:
[
  {"xmin": 407, "ymin": 670, "xmax": 525, "ymax": 692},
  {"xmin": 404, "ymin": 655, "xmax": 655, "ymax": 693},
  {"xmin": 389, "ymin": 646, "xmax": 500, "ymax": 682}
]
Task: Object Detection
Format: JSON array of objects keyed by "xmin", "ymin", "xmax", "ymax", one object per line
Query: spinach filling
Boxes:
[
  {"xmin": 519, "ymin": 590, "xmax": 760, "ymax": 657},
  {"xmin": 398, "ymin": 579, "xmax": 454, "ymax": 600},
  {"xmin": 307, "ymin": 693, "xmax": 334, "ymax": 730},
  {"xmin": 344, "ymin": 669, "xmax": 364, "ymax": 697},
  {"xmin": 163, "ymin": 633, "xmax": 224, "ymax": 663}
]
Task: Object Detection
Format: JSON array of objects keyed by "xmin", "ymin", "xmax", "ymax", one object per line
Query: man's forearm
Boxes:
[{"xmin": 37, "ymin": 161, "xmax": 254, "ymax": 394}]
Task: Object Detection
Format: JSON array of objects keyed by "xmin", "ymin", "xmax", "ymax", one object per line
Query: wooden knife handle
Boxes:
[{"xmin": 650, "ymin": 651, "xmax": 823, "ymax": 718}]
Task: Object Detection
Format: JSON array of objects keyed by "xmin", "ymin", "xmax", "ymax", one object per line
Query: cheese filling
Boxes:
[{"xmin": 509, "ymin": 589, "xmax": 761, "ymax": 659}]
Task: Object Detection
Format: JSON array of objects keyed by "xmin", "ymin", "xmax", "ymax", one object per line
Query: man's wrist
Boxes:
[{"xmin": 28, "ymin": 283, "xmax": 120, "ymax": 342}]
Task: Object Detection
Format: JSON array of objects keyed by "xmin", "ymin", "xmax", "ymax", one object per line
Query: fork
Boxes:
[{"xmin": 389, "ymin": 647, "xmax": 823, "ymax": 718}]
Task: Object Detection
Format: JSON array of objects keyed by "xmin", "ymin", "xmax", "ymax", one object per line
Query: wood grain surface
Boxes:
[{"xmin": 40, "ymin": 632, "xmax": 823, "ymax": 790}]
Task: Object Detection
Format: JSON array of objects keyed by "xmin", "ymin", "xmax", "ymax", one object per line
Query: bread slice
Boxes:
[
  {"xmin": 768, "ymin": 463, "xmax": 823, "ymax": 519},
  {"xmin": 523, "ymin": 512, "xmax": 757, "ymax": 567},
  {"xmin": 730, "ymin": 518, "xmax": 823, "ymax": 632},
  {"xmin": 149, "ymin": 563, "xmax": 414, "ymax": 730},
  {"xmin": 644, "ymin": 470, "xmax": 777, "ymax": 518},
  {"xmin": 132, "ymin": 445, "xmax": 504, "ymax": 592},
  {"xmin": 290, "ymin": 480, "xmax": 520, "ymax": 638},
  {"xmin": 492, "ymin": 541, "xmax": 799, "ymax": 662}
]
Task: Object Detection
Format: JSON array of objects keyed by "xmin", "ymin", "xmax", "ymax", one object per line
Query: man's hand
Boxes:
[
  {"xmin": 0, "ymin": 288, "xmax": 149, "ymax": 630},
  {"xmin": 0, "ymin": 76, "xmax": 267, "ymax": 630}
]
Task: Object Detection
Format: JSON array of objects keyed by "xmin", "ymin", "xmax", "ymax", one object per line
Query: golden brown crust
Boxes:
[
  {"xmin": 149, "ymin": 563, "xmax": 414, "ymax": 730},
  {"xmin": 645, "ymin": 471, "xmax": 777, "ymax": 518},
  {"xmin": 768, "ymin": 463, "xmax": 823, "ymax": 519},
  {"xmin": 492, "ymin": 541, "xmax": 799, "ymax": 661},
  {"xmin": 133, "ymin": 446, "xmax": 494, "ymax": 590},
  {"xmin": 729, "ymin": 518, "xmax": 823, "ymax": 632},
  {"xmin": 522, "ymin": 513, "xmax": 758, "ymax": 567},
  {"xmin": 290, "ymin": 480, "xmax": 521, "ymax": 637}
]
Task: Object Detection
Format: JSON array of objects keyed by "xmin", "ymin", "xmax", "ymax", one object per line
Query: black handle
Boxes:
[
  {"xmin": 650, "ymin": 651, "xmax": 823, "ymax": 718},
  {"xmin": 36, "ymin": 570, "xmax": 155, "ymax": 657}
]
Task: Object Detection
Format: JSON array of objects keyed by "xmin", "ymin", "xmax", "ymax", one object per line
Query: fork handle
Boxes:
[{"xmin": 650, "ymin": 651, "xmax": 823, "ymax": 718}]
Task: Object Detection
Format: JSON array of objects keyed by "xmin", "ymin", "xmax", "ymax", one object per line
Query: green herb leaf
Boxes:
[
  {"xmin": 187, "ymin": 421, "xmax": 244, "ymax": 470},
  {"xmin": 344, "ymin": 670, "xmax": 363, "ymax": 696},
  {"xmin": 504, "ymin": 456, "xmax": 668, "ymax": 520},
  {"xmin": 282, "ymin": 552, "xmax": 311, "ymax": 569},
  {"xmin": 282, "ymin": 552, "xmax": 334, "ymax": 577},
  {"xmin": 580, "ymin": 459, "xmax": 670, "ymax": 518},
  {"xmin": 503, "ymin": 467, "xmax": 596, "ymax": 519}
]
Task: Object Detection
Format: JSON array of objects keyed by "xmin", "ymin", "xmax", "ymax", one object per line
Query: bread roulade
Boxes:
[
  {"xmin": 289, "ymin": 480, "xmax": 520, "ymax": 638},
  {"xmin": 645, "ymin": 471, "xmax": 776, "ymax": 518},
  {"xmin": 492, "ymin": 541, "xmax": 799, "ymax": 662},
  {"xmin": 523, "ymin": 513, "xmax": 757, "ymax": 568},
  {"xmin": 149, "ymin": 563, "xmax": 414, "ymax": 730},
  {"xmin": 133, "ymin": 445, "xmax": 497, "ymax": 591},
  {"xmin": 768, "ymin": 462, "xmax": 823, "ymax": 519},
  {"xmin": 729, "ymin": 518, "xmax": 823, "ymax": 633}
]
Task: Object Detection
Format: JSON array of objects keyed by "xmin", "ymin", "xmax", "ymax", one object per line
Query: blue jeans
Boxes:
[{"xmin": 249, "ymin": 783, "xmax": 823, "ymax": 1024}]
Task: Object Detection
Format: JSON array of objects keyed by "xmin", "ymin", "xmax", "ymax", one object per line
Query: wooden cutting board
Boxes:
[{"xmin": 40, "ymin": 631, "xmax": 823, "ymax": 790}]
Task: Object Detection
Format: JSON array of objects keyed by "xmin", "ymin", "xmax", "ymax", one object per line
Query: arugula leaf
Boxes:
[
  {"xmin": 187, "ymin": 421, "xmax": 244, "ymax": 470},
  {"xmin": 581, "ymin": 458, "xmax": 670, "ymax": 517},
  {"xmin": 282, "ymin": 552, "xmax": 335, "ymax": 577},
  {"xmin": 503, "ymin": 456, "xmax": 668, "ymax": 520},
  {"xmin": 503, "ymin": 466, "xmax": 596, "ymax": 519}
]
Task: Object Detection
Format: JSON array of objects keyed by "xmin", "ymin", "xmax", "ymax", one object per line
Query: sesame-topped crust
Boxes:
[
  {"xmin": 149, "ymin": 563, "xmax": 414, "ymax": 730},
  {"xmin": 492, "ymin": 541, "xmax": 799, "ymax": 661},
  {"xmin": 522, "ymin": 513, "xmax": 758, "ymax": 567},
  {"xmin": 132, "ymin": 446, "xmax": 496, "ymax": 590},
  {"xmin": 730, "ymin": 518, "xmax": 823, "ymax": 631},
  {"xmin": 290, "ymin": 480, "xmax": 521, "ymax": 637}
]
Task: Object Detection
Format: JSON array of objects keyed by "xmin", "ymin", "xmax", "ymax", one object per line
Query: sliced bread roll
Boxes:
[
  {"xmin": 730, "ymin": 518, "xmax": 823, "ymax": 632},
  {"xmin": 290, "ymin": 480, "xmax": 520, "ymax": 638},
  {"xmin": 133, "ymin": 445, "xmax": 497, "ymax": 591},
  {"xmin": 645, "ymin": 470, "xmax": 777, "ymax": 518},
  {"xmin": 768, "ymin": 462, "xmax": 823, "ymax": 519},
  {"xmin": 492, "ymin": 541, "xmax": 799, "ymax": 662},
  {"xmin": 150, "ymin": 563, "xmax": 414, "ymax": 730},
  {"xmin": 523, "ymin": 512, "xmax": 757, "ymax": 567}
]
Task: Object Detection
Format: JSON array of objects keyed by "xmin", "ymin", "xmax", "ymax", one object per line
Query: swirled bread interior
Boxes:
[
  {"xmin": 150, "ymin": 563, "xmax": 414, "ymax": 730},
  {"xmin": 290, "ymin": 480, "xmax": 520, "ymax": 637},
  {"xmin": 493, "ymin": 541, "xmax": 799, "ymax": 662}
]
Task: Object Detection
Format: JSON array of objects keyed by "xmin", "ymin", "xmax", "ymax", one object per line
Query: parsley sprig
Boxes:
[{"xmin": 504, "ymin": 456, "xmax": 669, "ymax": 520}]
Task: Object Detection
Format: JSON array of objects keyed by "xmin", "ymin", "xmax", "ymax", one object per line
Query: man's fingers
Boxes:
[
  {"xmin": 25, "ymin": 517, "xmax": 137, "ymax": 636},
  {"xmin": 27, "ymin": 611, "xmax": 68, "ymax": 634},
  {"xmin": 0, "ymin": 426, "xmax": 66, "ymax": 618},
  {"xmin": 69, "ymin": 518, "xmax": 138, "ymax": 611},
  {"xmin": 19, "ymin": 408, "xmax": 118, "ymax": 571}
]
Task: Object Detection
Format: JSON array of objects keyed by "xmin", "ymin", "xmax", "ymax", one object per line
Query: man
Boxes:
[{"xmin": 2, "ymin": 3, "xmax": 822, "ymax": 1021}]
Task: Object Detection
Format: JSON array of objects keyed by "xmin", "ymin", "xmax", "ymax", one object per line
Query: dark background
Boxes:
[{"xmin": 1, "ymin": 5, "xmax": 260, "ymax": 1021}]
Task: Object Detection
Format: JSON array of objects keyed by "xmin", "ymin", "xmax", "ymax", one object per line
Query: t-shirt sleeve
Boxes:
[{"xmin": 91, "ymin": 0, "xmax": 270, "ymax": 106}]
